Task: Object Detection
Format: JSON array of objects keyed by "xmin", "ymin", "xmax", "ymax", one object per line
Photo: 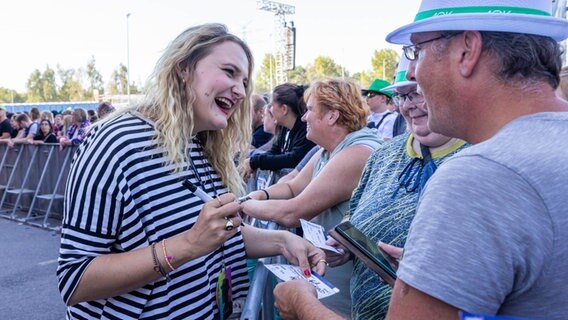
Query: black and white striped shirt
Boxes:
[{"xmin": 57, "ymin": 113, "xmax": 249, "ymax": 319}]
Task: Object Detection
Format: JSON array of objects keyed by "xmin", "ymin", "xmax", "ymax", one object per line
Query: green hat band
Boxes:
[
  {"xmin": 395, "ymin": 70, "xmax": 407, "ymax": 83},
  {"xmin": 415, "ymin": 6, "xmax": 550, "ymax": 21}
]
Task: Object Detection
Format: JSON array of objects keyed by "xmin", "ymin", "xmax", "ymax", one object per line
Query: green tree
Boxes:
[
  {"xmin": 306, "ymin": 56, "xmax": 344, "ymax": 81},
  {"xmin": 107, "ymin": 63, "xmax": 129, "ymax": 94},
  {"xmin": 370, "ymin": 49, "xmax": 399, "ymax": 83},
  {"xmin": 86, "ymin": 56, "xmax": 104, "ymax": 96},
  {"xmin": 57, "ymin": 65, "xmax": 88, "ymax": 101},
  {"xmin": 26, "ymin": 66, "xmax": 58, "ymax": 102},
  {"xmin": 42, "ymin": 66, "xmax": 58, "ymax": 101},
  {"xmin": 351, "ymin": 71, "xmax": 374, "ymax": 89},
  {"xmin": 287, "ymin": 66, "xmax": 308, "ymax": 85},
  {"xmin": 254, "ymin": 53, "xmax": 277, "ymax": 93},
  {"xmin": 0, "ymin": 87, "xmax": 25, "ymax": 103}
]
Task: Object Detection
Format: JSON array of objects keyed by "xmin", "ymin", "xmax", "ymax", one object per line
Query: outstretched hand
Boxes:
[
  {"xmin": 274, "ymin": 280, "xmax": 317, "ymax": 319},
  {"xmin": 281, "ymin": 232, "xmax": 327, "ymax": 276}
]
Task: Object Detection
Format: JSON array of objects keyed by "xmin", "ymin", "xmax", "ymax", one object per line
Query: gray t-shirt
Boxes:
[{"xmin": 398, "ymin": 112, "xmax": 568, "ymax": 319}]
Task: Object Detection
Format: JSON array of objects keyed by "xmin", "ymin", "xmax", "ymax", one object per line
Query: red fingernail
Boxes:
[{"xmin": 303, "ymin": 268, "xmax": 311, "ymax": 277}]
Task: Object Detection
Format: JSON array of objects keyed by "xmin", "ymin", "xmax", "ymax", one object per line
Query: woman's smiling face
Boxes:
[{"xmin": 188, "ymin": 41, "xmax": 249, "ymax": 134}]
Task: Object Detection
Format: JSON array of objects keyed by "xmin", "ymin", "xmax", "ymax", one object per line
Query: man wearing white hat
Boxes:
[
  {"xmin": 384, "ymin": 0, "xmax": 568, "ymax": 319},
  {"xmin": 271, "ymin": 1, "xmax": 568, "ymax": 319}
]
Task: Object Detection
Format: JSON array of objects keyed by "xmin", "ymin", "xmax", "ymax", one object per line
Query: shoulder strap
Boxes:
[{"xmin": 375, "ymin": 112, "xmax": 392, "ymax": 129}]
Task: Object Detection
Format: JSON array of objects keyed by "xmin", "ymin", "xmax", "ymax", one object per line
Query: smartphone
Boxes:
[{"xmin": 328, "ymin": 221, "xmax": 397, "ymax": 287}]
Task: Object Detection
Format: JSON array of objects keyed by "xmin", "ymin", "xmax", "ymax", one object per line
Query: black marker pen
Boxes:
[{"xmin": 182, "ymin": 179, "xmax": 248, "ymax": 226}]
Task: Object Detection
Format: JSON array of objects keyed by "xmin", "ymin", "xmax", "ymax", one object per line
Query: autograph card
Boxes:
[
  {"xmin": 264, "ymin": 264, "xmax": 339, "ymax": 299},
  {"xmin": 300, "ymin": 219, "xmax": 340, "ymax": 253}
]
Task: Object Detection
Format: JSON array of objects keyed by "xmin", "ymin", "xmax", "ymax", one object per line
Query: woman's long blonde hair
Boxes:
[{"xmin": 99, "ymin": 23, "xmax": 253, "ymax": 195}]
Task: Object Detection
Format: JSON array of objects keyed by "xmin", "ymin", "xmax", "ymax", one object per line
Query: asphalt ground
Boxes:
[{"xmin": 0, "ymin": 218, "xmax": 66, "ymax": 319}]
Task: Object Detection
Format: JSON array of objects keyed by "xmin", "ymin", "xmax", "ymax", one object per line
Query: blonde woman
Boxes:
[{"xmin": 57, "ymin": 23, "xmax": 324, "ymax": 319}]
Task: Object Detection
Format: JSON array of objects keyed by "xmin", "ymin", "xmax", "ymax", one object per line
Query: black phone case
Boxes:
[{"xmin": 329, "ymin": 223, "xmax": 397, "ymax": 287}]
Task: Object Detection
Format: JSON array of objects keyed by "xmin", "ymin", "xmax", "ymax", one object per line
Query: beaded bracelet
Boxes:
[
  {"xmin": 151, "ymin": 242, "xmax": 171, "ymax": 282},
  {"xmin": 260, "ymin": 189, "xmax": 270, "ymax": 200},
  {"xmin": 161, "ymin": 239, "xmax": 176, "ymax": 272}
]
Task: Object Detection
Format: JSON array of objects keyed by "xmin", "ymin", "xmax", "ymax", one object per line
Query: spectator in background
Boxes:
[
  {"xmin": 250, "ymin": 94, "xmax": 273, "ymax": 149},
  {"xmin": 26, "ymin": 107, "xmax": 41, "ymax": 139},
  {"xmin": 58, "ymin": 115, "xmax": 72, "ymax": 139},
  {"xmin": 382, "ymin": 59, "xmax": 413, "ymax": 137},
  {"xmin": 259, "ymin": 102, "xmax": 279, "ymax": 150},
  {"xmin": 363, "ymin": 79, "xmax": 399, "ymax": 141},
  {"xmin": 96, "ymin": 101, "xmax": 115, "ymax": 119},
  {"xmin": 9, "ymin": 114, "xmax": 20, "ymax": 139},
  {"xmin": 558, "ymin": 66, "xmax": 568, "ymax": 101},
  {"xmin": 244, "ymin": 83, "xmax": 316, "ymax": 176},
  {"xmin": 33, "ymin": 119, "xmax": 58, "ymax": 144},
  {"xmin": 53, "ymin": 114, "xmax": 63, "ymax": 135},
  {"xmin": 41, "ymin": 110, "xmax": 59, "ymax": 137},
  {"xmin": 0, "ymin": 105, "xmax": 14, "ymax": 140},
  {"xmin": 87, "ymin": 109, "xmax": 99, "ymax": 123},
  {"xmin": 8, "ymin": 113, "xmax": 35, "ymax": 146},
  {"xmin": 59, "ymin": 108, "xmax": 91, "ymax": 148}
]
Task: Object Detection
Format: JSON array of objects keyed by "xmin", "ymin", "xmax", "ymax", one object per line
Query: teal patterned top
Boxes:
[{"xmin": 349, "ymin": 132, "xmax": 468, "ymax": 319}]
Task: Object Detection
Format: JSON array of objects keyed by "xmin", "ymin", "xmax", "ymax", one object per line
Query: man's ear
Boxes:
[{"xmin": 459, "ymin": 31, "xmax": 483, "ymax": 78}]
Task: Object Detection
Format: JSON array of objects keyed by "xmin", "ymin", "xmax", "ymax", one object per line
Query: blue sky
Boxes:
[{"xmin": 0, "ymin": 0, "xmax": 421, "ymax": 92}]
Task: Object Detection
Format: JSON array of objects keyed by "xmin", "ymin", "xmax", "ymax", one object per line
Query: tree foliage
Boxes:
[
  {"xmin": 370, "ymin": 49, "xmax": 399, "ymax": 83},
  {"xmin": 351, "ymin": 71, "xmax": 374, "ymax": 89},
  {"xmin": 287, "ymin": 66, "xmax": 308, "ymax": 86},
  {"xmin": 26, "ymin": 66, "xmax": 58, "ymax": 102},
  {"xmin": 9, "ymin": 48, "xmax": 398, "ymax": 102},
  {"xmin": 0, "ymin": 87, "xmax": 25, "ymax": 103},
  {"xmin": 86, "ymin": 56, "xmax": 104, "ymax": 95},
  {"xmin": 254, "ymin": 53, "xmax": 277, "ymax": 93},
  {"xmin": 107, "ymin": 63, "xmax": 138, "ymax": 95},
  {"xmin": 306, "ymin": 56, "xmax": 345, "ymax": 81},
  {"xmin": 57, "ymin": 66, "xmax": 86, "ymax": 101}
]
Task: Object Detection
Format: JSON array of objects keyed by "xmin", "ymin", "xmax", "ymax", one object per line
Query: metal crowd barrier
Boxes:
[
  {"xmin": 0, "ymin": 143, "xmax": 76, "ymax": 231},
  {"xmin": 241, "ymin": 169, "xmax": 294, "ymax": 320}
]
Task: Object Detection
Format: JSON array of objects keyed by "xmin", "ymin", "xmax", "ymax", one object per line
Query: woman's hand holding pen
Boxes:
[{"xmin": 183, "ymin": 193, "xmax": 243, "ymax": 258}]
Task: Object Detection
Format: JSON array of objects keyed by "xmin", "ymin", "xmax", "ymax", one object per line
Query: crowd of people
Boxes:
[
  {"xmin": 0, "ymin": 102, "xmax": 116, "ymax": 149},
  {"xmin": 2, "ymin": 1, "xmax": 568, "ymax": 319}
]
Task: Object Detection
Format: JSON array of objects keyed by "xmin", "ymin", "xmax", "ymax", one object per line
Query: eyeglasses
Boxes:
[
  {"xmin": 392, "ymin": 91, "xmax": 424, "ymax": 106},
  {"xmin": 402, "ymin": 32, "xmax": 461, "ymax": 61}
]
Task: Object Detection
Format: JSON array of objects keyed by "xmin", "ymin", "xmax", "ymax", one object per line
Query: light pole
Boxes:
[{"xmin": 126, "ymin": 13, "xmax": 131, "ymax": 104}]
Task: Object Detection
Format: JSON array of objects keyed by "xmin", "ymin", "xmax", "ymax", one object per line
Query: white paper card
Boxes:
[
  {"xmin": 264, "ymin": 264, "xmax": 340, "ymax": 299},
  {"xmin": 300, "ymin": 219, "xmax": 340, "ymax": 253}
]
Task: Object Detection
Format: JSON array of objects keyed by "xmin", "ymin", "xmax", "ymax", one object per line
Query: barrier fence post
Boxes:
[
  {"xmin": 0, "ymin": 145, "xmax": 25, "ymax": 216},
  {"xmin": 25, "ymin": 144, "xmax": 56, "ymax": 224},
  {"xmin": 41, "ymin": 146, "xmax": 73, "ymax": 230},
  {"xmin": 9, "ymin": 144, "xmax": 39, "ymax": 219}
]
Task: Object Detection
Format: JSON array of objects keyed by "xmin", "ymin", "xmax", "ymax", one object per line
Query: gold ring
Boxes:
[
  {"xmin": 224, "ymin": 217, "xmax": 234, "ymax": 231},
  {"xmin": 216, "ymin": 196, "xmax": 223, "ymax": 207},
  {"xmin": 317, "ymin": 259, "xmax": 328, "ymax": 266}
]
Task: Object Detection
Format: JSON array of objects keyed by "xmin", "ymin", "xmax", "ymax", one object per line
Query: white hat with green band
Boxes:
[
  {"xmin": 387, "ymin": 0, "xmax": 568, "ymax": 44},
  {"xmin": 381, "ymin": 54, "xmax": 416, "ymax": 94}
]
